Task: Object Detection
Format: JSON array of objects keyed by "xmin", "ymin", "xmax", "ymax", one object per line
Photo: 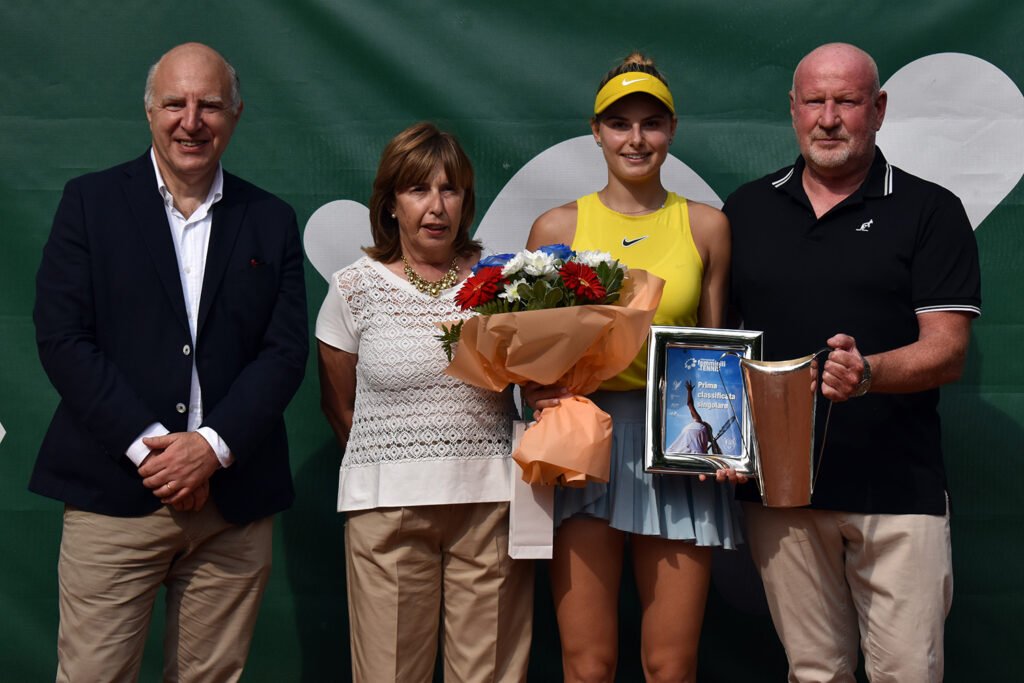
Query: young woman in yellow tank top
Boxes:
[{"xmin": 524, "ymin": 53, "xmax": 744, "ymax": 682}]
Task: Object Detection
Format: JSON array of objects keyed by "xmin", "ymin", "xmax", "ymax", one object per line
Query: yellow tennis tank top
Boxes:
[{"xmin": 572, "ymin": 192, "xmax": 704, "ymax": 391}]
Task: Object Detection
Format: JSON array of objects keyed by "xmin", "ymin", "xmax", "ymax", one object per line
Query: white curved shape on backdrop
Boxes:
[
  {"xmin": 474, "ymin": 135, "xmax": 722, "ymax": 256},
  {"xmin": 878, "ymin": 52, "xmax": 1024, "ymax": 229},
  {"xmin": 303, "ymin": 199, "xmax": 370, "ymax": 282}
]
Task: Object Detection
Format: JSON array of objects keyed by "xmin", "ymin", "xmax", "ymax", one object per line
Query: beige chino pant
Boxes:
[
  {"xmin": 744, "ymin": 502, "xmax": 953, "ymax": 683},
  {"xmin": 56, "ymin": 503, "xmax": 274, "ymax": 683},
  {"xmin": 345, "ymin": 502, "xmax": 533, "ymax": 683}
]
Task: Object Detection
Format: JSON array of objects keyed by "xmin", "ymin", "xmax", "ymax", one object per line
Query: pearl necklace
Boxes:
[{"xmin": 402, "ymin": 256, "xmax": 460, "ymax": 297}]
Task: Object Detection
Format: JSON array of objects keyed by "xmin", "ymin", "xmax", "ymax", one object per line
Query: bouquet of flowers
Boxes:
[
  {"xmin": 438, "ymin": 243, "xmax": 626, "ymax": 360},
  {"xmin": 440, "ymin": 244, "xmax": 664, "ymax": 487}
]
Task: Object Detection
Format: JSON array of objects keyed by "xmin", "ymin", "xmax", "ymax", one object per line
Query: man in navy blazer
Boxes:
[{"xmin": 31, "ymin": 42, "xmax": 307, "ymax": 681}]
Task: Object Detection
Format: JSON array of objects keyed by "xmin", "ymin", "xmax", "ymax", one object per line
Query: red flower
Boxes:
[
  {"xmin": 455, "ymin": 266, "xmax": 506, "ymax": 310},
  {"xmin": 559, "ymin": 262, "xmax": 606, "ymax": 301}
]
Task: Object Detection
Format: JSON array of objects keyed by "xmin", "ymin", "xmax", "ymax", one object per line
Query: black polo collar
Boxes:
[{"xmin": 771, "ymin": 147, "xmax": 895, "ymax": 202}]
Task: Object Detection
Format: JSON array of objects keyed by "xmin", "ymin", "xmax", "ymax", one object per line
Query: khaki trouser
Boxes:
[
  {"xmin": 56, "ymin": 503, "xmax": 273, "ymax": 683},
  {"xmin": 744, "ymin": 502, "xmax": 953, "ymax": 683},
  {"xmin": 345, "ymin": 502, "xmax": 533, "ymax": 683}
]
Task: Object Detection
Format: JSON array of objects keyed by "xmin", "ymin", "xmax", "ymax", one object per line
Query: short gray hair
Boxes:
[{"xmin": 143, "ymin": 49, "xmax": 242, "ymax": 114}]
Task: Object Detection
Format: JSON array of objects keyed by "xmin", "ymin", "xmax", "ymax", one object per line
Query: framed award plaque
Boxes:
[{"xmin": 644, "ymin": 326, "xmax": 763, "ymax": 477}]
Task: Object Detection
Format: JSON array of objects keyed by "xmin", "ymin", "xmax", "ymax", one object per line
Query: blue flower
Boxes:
[
  {"xmin": 472, "ymin": 252, "xmax": 515, "ymax": 274},
  {"xmin": 537, "ymin": 243, "xmax": 573, "ymax": 262}
]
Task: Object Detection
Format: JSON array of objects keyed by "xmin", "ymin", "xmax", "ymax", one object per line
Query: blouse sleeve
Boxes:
[{"xmin": 315, "ymin": 272, "xmax": 359, "ymax": 353}]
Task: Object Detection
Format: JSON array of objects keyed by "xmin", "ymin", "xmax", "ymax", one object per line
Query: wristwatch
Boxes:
[{"xmin": 851, "ymin": 355, "xmax": 872, "ymax": 398}]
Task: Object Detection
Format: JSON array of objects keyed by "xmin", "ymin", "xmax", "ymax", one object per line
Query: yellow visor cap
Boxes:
[{"xmin": 594, "ymin": 73, "xmax": 675, "ymax": 115}]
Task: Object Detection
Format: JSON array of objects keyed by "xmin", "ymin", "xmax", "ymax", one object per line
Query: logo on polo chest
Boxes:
[{"xmin": 856, "ymin": 219, "xmax": 874, "ymax": 232}]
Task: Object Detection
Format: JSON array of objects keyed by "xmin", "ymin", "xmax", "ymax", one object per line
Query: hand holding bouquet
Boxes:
[{"xmin": 440, "ymin": 244, "xmax": 664, "ymax": 486}]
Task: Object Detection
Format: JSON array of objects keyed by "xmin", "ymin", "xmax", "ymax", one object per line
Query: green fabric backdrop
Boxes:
[{"xmin": 2, "ymin": 1, "xmax": 1021, "ymax": 680}]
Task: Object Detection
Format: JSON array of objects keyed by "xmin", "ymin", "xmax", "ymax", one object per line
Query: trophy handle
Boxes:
[{"xmin": 809, "ymin": 348, "xmax": 833, "ymax": 497}]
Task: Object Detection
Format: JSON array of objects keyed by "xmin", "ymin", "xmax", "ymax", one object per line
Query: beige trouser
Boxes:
[
  {"xmin": 345, "ymin": 502, "xmax": 533, "ymax": 683},
  {"xmin": 56, "ymin": 503, "xmax": 274, "ymax": 683},
  {"xmin": 744, "ymin": 502, "xmax": 953, "ymax": 683}
]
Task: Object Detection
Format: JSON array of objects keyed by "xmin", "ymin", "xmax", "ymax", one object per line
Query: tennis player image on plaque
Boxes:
[{"xmin": 645, "ymin": 326, "xmax": 762, "ymax": 478}]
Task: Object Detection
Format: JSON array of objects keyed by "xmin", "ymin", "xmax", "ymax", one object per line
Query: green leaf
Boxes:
[
  {"xmin": 515, "ymin": 282, "xmax": 532, "ymax": 302},
  {"xmin": 595, "ymin": 260, "xmax": 624, "ymax": 294},
  {"xmin": 435, "ymin": 321, "xmax": 465, "ymax": 362},
  {"xmin": 544, "ymin": 287, "xmax": 564, "ymax": 308}
]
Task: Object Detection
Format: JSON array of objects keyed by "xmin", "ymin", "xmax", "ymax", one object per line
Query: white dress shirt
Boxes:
[{"xmin": 124, "ymin": 151, "xmax": 233, "ymax": 468}]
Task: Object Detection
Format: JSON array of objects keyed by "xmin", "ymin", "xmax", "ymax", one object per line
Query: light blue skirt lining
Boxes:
[{"xmin": 554, "ymin": 390, "xmax": 743, "ymax": 549}]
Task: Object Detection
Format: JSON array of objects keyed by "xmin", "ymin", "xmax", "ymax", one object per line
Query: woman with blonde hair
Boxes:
[{"xmin": 525, "ymin": 54, "xmax": 742, "ymax": 682}]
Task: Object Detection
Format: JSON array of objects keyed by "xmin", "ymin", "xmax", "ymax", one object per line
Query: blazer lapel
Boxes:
[
  {"xmin": 123, "ymin": 152, "xmax": 190, "ymax": 331},
  {"xmin": 197, "ymin": 173, "xmax": 245, "ymax": 336}
]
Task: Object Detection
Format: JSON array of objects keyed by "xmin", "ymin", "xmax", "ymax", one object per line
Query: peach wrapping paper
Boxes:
[{"xmin": 444, "ymin": 270, "xmax": 665, "ymax": 486}]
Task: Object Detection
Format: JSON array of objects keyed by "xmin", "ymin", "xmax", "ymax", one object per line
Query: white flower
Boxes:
[
  {"xmin": 498, "ymin": 278, "xmax": 528, "ymax": 301},
  {"xmin": 501, "ymin": 253, "xmax": 527, "ymax": 278},
  {"xmin": 574, "ymin": 250, "xmax": 615, "ymax": 268},
  {"xmin": 520, "ymin": 249, "xmax": 558, "ymax": 278}
]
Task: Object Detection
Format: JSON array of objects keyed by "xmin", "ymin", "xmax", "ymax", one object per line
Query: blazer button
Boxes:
[
  {"xmin": 183, "ymin": 344, "xmax": 191, "ymax": 356},
  {"xmin": 176, "ymin": 403, "xmax": 187, "ymax": 414}
]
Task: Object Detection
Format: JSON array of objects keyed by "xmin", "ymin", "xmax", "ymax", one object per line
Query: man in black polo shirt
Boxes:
[{"xmin": 724, "ymin": 43, "xmax": 980, "ymax": 682}]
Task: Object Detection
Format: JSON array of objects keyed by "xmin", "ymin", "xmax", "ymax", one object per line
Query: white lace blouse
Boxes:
[{"xmin": 316, "ymin": 256, "xmax": 515, "ymax": 512}]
